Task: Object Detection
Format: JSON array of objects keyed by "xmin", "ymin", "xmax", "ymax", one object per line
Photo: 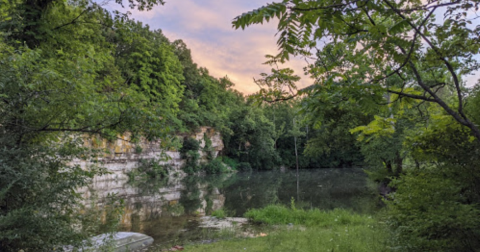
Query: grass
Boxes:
[
  {"xmin": 244, "ymin": 205, "xmax": 374, "ymax": 227},
  {"xmin": 183, "ymin": 205, "xmax": 390, "ymax": 252},
  {"xmin": 185, "ymin": 225, "xmax": 388, "ymax": 252},
  {"xmin": 211, "ymin": 208, "xmax": 227, "ymax": 219}
]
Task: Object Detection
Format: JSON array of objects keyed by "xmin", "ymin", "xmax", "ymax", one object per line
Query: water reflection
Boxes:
[{"xmin": 85, "ymin": 169, "xmax": 379, "ymax": 247}]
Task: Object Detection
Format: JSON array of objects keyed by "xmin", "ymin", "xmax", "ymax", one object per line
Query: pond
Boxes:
[{"xmin": 84, "ymin": 168, "xmax": 380, "ymax": 249}]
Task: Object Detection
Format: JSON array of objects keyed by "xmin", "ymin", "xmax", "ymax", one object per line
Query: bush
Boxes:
[
  {"xmin": 203, "ymin": 159, "xmax": 228, "ymax": 174},
  {"xmin": 0, "ymin": 144, "xmax": 112, "ymax": 251},
  {"xmin": 137, "ymin": 159, "xmax": 169, "ymax": 178},
  {"xmin": 387, "ymin": 169, "xmax": 480, "ymax": 251},
  {"xmin": 180, "ymin": 137, "xmax": 201, "ymax": 174},
  {"xmin": 221, "ymin": 156, "xmax": 238, "ymax": 170},
  {"xmin": 203, "ymin": 133, "xmax": 214, "ymax": 160},
  {"xmin": 180, "ymin": 137, "xmax": 200, "ymax": 157},
  {"xmin": 211, "ymin": 208, "xmax": 227, "ymax": 219}
]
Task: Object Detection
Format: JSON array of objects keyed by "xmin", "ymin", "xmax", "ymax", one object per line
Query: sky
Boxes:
[
  {"xmin": 106, "ymin": 0, "xmax": 311, "ymax": 95},
  {"xmin": 106, "ymin": 0, "xmax": 480, "ymax": 94}
]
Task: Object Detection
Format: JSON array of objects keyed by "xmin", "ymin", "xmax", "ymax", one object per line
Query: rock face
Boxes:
[{"xmin": 73, "ymin": 126, "xmax": 224, "ymax": 181}]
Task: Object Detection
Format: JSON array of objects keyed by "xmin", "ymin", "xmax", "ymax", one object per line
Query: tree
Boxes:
[
  {"xmin": 287, "ymin": 117, "xmax": 306, "ymax": 173},
  {"xmin": 301, "ymin": 92, "xmax": 370, "ymax": 168},
  {"xmin": 233, "ymin": 0, "xmax": 480, "ymax": 142},
  {"xmin": 113, "ymin": 20, "xmax": 185, "ymax": 116},
  {"xmin": 233, "ymin": 2, "xmax": 480, "ymax": 249},
  {"xmin": 0, "ymin": 0, "xmax": 170, "ymax": 250}
]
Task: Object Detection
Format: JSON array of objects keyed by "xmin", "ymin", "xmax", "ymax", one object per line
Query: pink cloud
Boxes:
[{"xmin": 126, "ymin": 0, "xmax": 312, "ymax": 94}]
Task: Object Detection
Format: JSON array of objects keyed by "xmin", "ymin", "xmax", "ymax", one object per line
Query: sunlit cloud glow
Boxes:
[{"xmin": 115, "ymin": 0, "xmax": 311, "ymax": 94}]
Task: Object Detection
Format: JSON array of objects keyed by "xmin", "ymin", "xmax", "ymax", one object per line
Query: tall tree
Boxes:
[{"xmin": 0, "ymin": 0, "xmax": 171, "ymax": 250}]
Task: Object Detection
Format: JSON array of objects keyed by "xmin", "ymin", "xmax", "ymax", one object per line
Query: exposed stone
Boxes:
[
  {"xmin": 72, "ymin": 127, "xmax": 224, "ymax": 182},
  {"xmin": 64, "ymin": 232, "xmax": 153, "ymax": 252},
  {"xmin": 199, "ymin": 217, "xmax": 249, "ymax": 229}
]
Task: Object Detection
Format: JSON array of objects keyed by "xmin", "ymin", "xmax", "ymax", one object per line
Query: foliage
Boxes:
[
  {"xmin": 302, "ymin": 96, "xmax": 369, "ymax": 168},
  {"xmin": 203, "ymin": 132, "xmax": 214, "ymax": 161},
  {"xmin": 211, "ymin": 208, "xmax": 227, "ymax": 219},
  {"xmin": 387, "ymin": 168, "xmax": 480, "ymax": 251},
  {"xmin": 236, "ymin": 162, "xmax": 252, "ymax": 172},
  {"xmin": 232, "ymin": 1, "xmax": 480, "ymax": 250},
  {"xmin": 222, "ymin": 104, "xmax": 280, "ymax": 170},
  {"xmin": 0, "ymin": 142, "xmax": 99, "ymax": 251},
  {"xmin": 186, "ymin": 223, "xmax": 389, "ymax": 252},
  {"xmin": 220, "ymin": 156, "xmax": 238, "ymax": 170},
  {"xmin": 135, "ymin": 159, "xmax": 169, "ymax": 179},
  {"xmin": 0, "ymin": 0, "xmax": 172, "ymax": 250},
  {"xmin": 180, "ymin": 137, "xmax": 201, "ymax": 174},
  {"xmin": 233, "ymin": 0, "xmax": 480, "ymax": 141},
  {"xmin": 202, "ymin": 158, "xmax": 228, "ymax": 174},
  {"xmin": 245, "ymin": 205, "xmax": 374, "ymax": 228},
  {"xmin": 383, "ymin": 113, "xmax": 480, "ymax": 251},
  {"xmin": 113, "ymin": 20, "xmax": 185, "ymax": 114},
  {"xmin": 253, "ymin": 66, "xmax": 300, "ymax": 103}
]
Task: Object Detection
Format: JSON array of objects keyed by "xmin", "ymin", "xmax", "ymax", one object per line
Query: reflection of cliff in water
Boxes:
[
  {"xmin": 81, "ymin": 169, "xmax": 380, "ymax": 247},
  {"xmin": 81, "ymin": 174, "xmax": 230, "ymax": 236}
]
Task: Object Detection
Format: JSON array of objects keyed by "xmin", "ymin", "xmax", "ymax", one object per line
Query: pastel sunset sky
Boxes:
[
  {"xmin": 107, "ymin": 0, "xmax": 480, "ymax": 94},
  {"xmin": 107, "ymin": 0, "xmax": 312, "ymax": 95}
]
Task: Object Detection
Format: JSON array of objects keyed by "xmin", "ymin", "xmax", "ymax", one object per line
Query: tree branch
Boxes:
[
  {"xmin": 382, "ymin": 0, "xmax": 466, "ymax": 120},
  {"xmin": 371, "ymin": 7, "xmax": 434, "ymax": 84},
  {"xmin": 52, "ymin": 7, "xmax": 93, "ymax": 31},
  {"xmin": 386, "ymin": 89, "xmax": 435, "ymax": 102},
  {"xmin": 262, "ymin": 94, "xmax": 298, "ymax": 103},
  {"xmin": 291, "ymin": 0, "xmax": 362, "ymax": 12}
]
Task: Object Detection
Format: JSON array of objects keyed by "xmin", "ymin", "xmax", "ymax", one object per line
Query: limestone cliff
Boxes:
[{"xmin": 73, "ymin": 126, "xmax": 224, "ymax": 181}]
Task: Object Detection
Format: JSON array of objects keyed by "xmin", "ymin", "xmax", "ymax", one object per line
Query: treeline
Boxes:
[
  {"xmin": 0, "ymin": 1, "xmax": 361, "ymax": 250},
  {"xmin": 233, "ymin": 1, "xmax": 480, "ymax": 251}
]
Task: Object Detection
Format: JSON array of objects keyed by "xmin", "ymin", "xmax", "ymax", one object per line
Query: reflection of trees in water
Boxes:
[
  {"xmin": 179, "ymin": 176, "xmax": 203, "ymax": 214},
  {"xmin": 223, "ymin": 171, "xmax": 284, "ymax": 216},
  {"xmin": 179, "ymin": 174, "xmax": 234, "ymax": 215},
  {"xmin": 222, "ymin": 169, "xmax": 379, "ymax": 216},
  {"xmin": 85, "ymin": 169, "xmax": 379, "ymax": 247},
  {"xmin": 127, "ymin": 176, "xmax": 170, "ymax": 196}
]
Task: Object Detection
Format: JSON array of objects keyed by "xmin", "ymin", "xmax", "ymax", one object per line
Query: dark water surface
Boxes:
[{"xmin": 87, "ymin": 168, "xmax": 380, "ymax": 248}]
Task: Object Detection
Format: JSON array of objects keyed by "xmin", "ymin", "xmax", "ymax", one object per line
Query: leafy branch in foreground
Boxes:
[{"xmin": 233, "ymin": 0, "xmax": 480, "ymax": 141}]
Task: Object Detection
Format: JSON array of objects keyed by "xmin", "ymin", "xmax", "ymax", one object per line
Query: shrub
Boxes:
[
  {"xmin": 134, "ymin": 145, "xmax": 143, "ymax": 154},
  {"xmin": 180, "ymin": 137, "xmax": 200, "ymax": 157},
  {"xmin": 180, "ymin": 137, "xmax": 201, "ymax": 174},
  {"xmin": 203, "ymin": 159, "xmax": 228, "ymax": 174},
  {"xmin": 137, "ymin": 159, "xmax": 169, "ymax": 178},
  {"xmin": 221, "ymin": 156, "xmax": 238, "ymax": 170},
  {"xmin": 211, "ymin": 208, "xmax": 227, "ymax": 219},
  {"xmin": 387, "ymin": 168, "xmax": 480, "ymax": 251},
  {"xmin": 203, "ymin": 133, "xmax": 214, "ymax": 160},
  {"xmin": 0, "ymin": 144, "xmax": 115, "ymax": 251}
]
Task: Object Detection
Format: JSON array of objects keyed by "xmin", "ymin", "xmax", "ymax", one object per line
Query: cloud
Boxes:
[
  {"xmin": 126, "ymin": 0, "xmax": 311, "ymax": 94},
  {"xmin": 114, "ymin": 0, "xmax": 480, "ymax": 94}
]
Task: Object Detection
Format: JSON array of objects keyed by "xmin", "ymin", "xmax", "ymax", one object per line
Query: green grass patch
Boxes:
[
  {"xmin": 211, "ymin": 208, "xmax": 227, "ymax": 219},
  {"xmin": 185, "ymin": 225, "xmax": 388, "ymax": 252},
  {"xmin": 244, "ymin": 205, "xmax": 376, "ymax": 227},
  {"xmin": 184, "ymin": 205, "xmax": 389, "ymax": 252}
]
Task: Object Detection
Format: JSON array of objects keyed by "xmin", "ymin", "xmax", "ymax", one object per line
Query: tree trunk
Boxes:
[{"xmin": 395, "ymin": 152, "xmax": 403, "ymax": 176}]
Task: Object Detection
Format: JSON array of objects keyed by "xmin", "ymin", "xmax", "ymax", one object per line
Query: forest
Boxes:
[{"xmin": 1, "ymin": 0, "xmax": 480, "ymax": 251}]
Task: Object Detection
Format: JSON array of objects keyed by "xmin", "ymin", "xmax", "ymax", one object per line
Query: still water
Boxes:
[{"xmin": 86, "ymin": 168, "xmax": 379, "ymax": 247}]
